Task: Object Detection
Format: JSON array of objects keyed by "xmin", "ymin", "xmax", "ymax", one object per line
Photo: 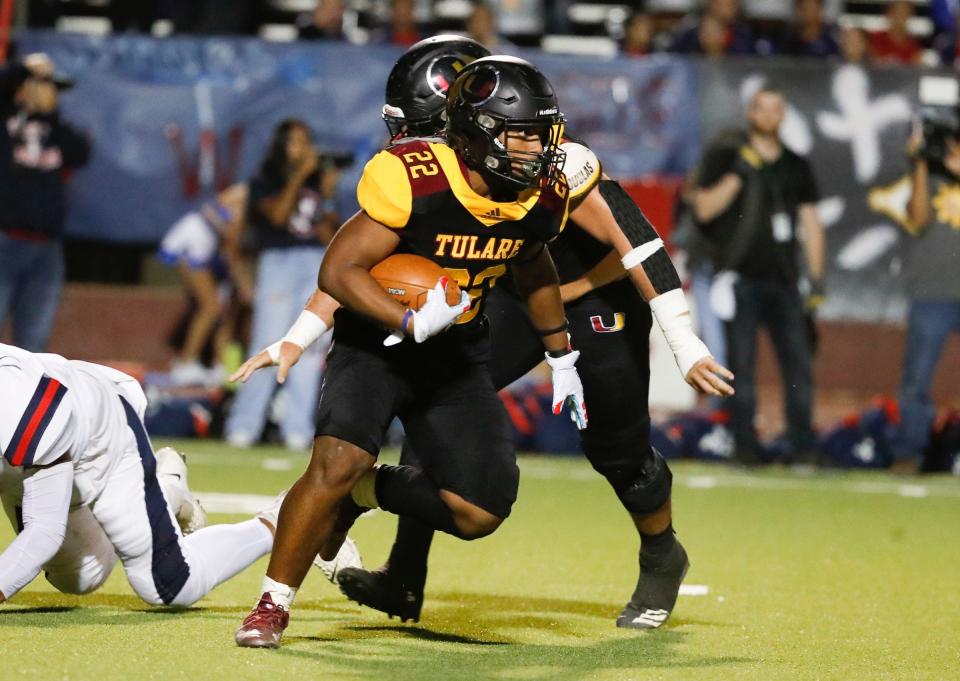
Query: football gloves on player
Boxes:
[
  {"xmin": 545, "ymin": 349, "xmax": 588, "ymax": 430},
  {"xmin": 384, "ymin": 278, "xmax": 472, "ymax": 346}
]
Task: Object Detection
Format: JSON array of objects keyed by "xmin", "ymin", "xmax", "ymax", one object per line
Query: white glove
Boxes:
[
  {"xmin": 545, "ymin": 349, "xmax": 588, "ymax": 430},
  {"xmin": 384, "ymin": 278, "xmax": 472, "ymax": 346}
]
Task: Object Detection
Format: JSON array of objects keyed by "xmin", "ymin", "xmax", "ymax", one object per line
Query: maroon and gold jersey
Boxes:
[{"xmin": 357, "ymin": 137, "xmax": 570, "ymax": 325}]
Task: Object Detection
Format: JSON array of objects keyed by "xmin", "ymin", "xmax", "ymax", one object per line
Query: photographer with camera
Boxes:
[
  {"xmin": 890, "ymin": 121, "xmax": 960, "ymax": 473},
  {"xmin": 0, "ymin": 52, "xmax": 90, "ymax": 352},
  {"xmin": 691, "ymin": 88, "xmax": 826, "ymax": 466},
  {"xmin": 224, "ymin": 119, "xmax": 347, "ymax": 451}
]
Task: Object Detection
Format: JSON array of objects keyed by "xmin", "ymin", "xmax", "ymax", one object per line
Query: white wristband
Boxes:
[
  {"xmin": 648, "ymin": 289, "xmax": 711, "ymax": 378},
  {"xmin": 621, "ymin": 239, "xmax": 664, "ymax": 271},
  {"xmin": 282, "ymin": 310, "xmax": 328, "ymax": 350}
]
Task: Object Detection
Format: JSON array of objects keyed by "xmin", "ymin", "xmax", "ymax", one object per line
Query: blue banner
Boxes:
[{"xmin": 16, "ymin": 31, "xmax": 700, "ymax": 244}]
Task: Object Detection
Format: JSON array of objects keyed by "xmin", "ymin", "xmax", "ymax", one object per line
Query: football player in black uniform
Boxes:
[
  {"xmin": 233, "ymin": 36, "xmax": 733, "ymax": 632},
  {"xmin": 234, "ymin": 56, "xmax": 588, "ymax": 649}
]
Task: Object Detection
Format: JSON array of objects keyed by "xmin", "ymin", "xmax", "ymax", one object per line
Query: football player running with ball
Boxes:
[
  {"xmin": 236, "ymin": 36, "xmax": 734, "ymax": 633},
  {"xmin": 234, "ymin": 56, "xmax": 587, "ymax": 649}
]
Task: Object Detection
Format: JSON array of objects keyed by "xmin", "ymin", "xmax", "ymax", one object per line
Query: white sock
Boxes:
[
  {"xmin": 261, "ymin": 575, "xmax": 297, "ymax": 611},
  {"xmin": 168, "ymin": 519, "xmax": 273, "ymax": 607}
]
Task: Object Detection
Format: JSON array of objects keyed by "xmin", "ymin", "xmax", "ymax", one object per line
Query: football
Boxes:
[{"xmin": 371, "ymin": 253, "xmax": 462, "ymax": 310}]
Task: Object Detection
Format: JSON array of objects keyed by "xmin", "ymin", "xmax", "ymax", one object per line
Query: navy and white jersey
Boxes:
[{"xmin": 0, "ymin": 343, "xmax": 145, "ymax": 504}]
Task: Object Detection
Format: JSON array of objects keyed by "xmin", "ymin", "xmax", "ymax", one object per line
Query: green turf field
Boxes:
[{"xmin": 2, "ymin": 440, "xmax": 958, "ymax": 681}]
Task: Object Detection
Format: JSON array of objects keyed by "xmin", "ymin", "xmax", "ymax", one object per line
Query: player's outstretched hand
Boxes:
[
  {"xmin": 685, "ymin": 357, "xmax": 734, "ymax": 397},
  {"xmin": 229, "ymin": 341, "xmax": 304, "ymax": 385},
  {"xmin": 545, "ymin": 349, "xmax": 588, "ymax": 430}
]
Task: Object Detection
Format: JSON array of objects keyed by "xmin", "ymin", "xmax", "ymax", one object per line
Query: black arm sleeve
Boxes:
[
  {"xmin": 598, "ymin": 180, "xmax": 660, "ymax": 248},
  {"xmin": 642, "ymin": 249, "xmax": 682, "ymax": 295},
  {"xmin": 597, "ymin": 180, "xmax": 680, "ymax": 295}
]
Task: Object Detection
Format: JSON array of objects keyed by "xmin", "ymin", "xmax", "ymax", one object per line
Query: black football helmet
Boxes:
[
  {"xmin": 382, "ymin": 35, "xmax": 491, "ymax": 139},
  {"xmin": 445, "ymin": 56, "xmax": 566, "ymax": 195}
]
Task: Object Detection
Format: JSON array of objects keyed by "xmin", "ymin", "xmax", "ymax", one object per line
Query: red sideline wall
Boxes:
[{"xmin": 9, "ymin": 281, "xmax": 956, "ymax": 408}]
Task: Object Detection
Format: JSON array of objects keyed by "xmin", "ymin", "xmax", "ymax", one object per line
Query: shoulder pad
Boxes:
[
  {"xmin": 560, "ymin": 142, "xmax": 601, "ymax": 201},
  {"xmin": 0, "ymin": 361, "xmax": 72, "ymax": 468},
  {"xmin": 357, "ymin": 150, "xmax": 412, "ymax": 229},
  {"xmin": 386, "ymin": 134, "xmax": 444, "ymax": 149},
  {"xmin": 389, "ymin": 139, "xmax": 450, "ymax": 199}
]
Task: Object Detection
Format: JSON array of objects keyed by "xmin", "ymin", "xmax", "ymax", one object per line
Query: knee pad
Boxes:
[{"xmin": 588, "ymin": 444, "xmax": 673, "ymax": 516}]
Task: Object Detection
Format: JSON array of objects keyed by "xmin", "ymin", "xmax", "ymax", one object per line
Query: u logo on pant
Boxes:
[{"xmin": 590, "ymin": 312, "xmax": 625, "ymax": 333}]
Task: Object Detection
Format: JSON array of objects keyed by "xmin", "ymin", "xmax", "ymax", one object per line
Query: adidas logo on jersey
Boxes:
[{"xmin": 481, "ymin": 207, "xmax": 501, "ymax": 219}]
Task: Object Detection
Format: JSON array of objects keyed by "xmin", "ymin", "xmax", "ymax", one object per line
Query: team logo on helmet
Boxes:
[
  {"xmin": 461, "ymin": 66, "xmax": 500, "ymax": 106},
  {"xmin": 427, "ymin": 56, "xmax": 469, "ymax": 97}
]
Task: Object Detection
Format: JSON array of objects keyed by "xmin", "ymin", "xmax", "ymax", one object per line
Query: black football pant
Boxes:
[
  {"xmin": 724, "ymin": 276, "xmax": 815, "ymax": 462},
  {"xmin": 387, "ymin": 280, "xmax": 657, "ymax": 584}
]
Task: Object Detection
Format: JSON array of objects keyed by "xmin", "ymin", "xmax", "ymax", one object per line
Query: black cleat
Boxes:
[
  {"xmin": 616, "ymin": 540, "xmax": 689, "ymax": 630},
  {"xmin": 337, "ymin": 567, "xmax": 424, "ymax": 623}
]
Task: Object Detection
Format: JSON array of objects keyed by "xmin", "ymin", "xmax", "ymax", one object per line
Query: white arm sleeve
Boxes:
[{"xmin": 0, "ymin": 461, "xmax": 73, "ymax": 600}]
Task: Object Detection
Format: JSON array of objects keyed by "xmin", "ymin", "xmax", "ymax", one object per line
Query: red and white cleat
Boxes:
[{"xmin": 235, "ymin": 593, "xmax": 289, "ymax": 649}]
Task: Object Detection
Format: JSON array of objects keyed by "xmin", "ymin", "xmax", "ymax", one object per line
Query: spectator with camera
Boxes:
[
  {"xmin": 224, "ymin": 119, "xmax": 344, "ymax": 451},
  {"xmin": 690, "ymin": 88, "xmax": 826, "ymax": 465},
  {"xmin": 0, "ymin": 52, "xmax": 90, "ymax": 352},
  {"xmin": 890, "ymin": 122, "xmax": 960, "ymax": 473}
]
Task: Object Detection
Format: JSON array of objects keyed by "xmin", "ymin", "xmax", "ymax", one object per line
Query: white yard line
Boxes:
[
  {"xmin": 517, "ymin": 461, "xmax": 960, "ymax": 499},
  {"xmin": 679, "ymin": 584, "xmax": 709, "ymax": 596},
  {"xmin": 262, "ymin": 458, "xmax": 295, "ymax": 471}
]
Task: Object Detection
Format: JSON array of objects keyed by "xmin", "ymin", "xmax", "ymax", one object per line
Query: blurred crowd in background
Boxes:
[{"xmin": 18, "ymin": 0, "xmax": 960, "ymax": 67}]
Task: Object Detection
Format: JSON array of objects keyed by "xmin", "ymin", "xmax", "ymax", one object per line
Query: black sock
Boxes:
[
  {"xmin": 384, "ymin": 516, "xmax": 434, "ymax": 589},
  {"xmin": 375, "ymin": 464, "xmax": 462, "ymax": 538},
  {"xmin": 639, "ymin": 525, "xmax": 680, "ymax": 568}
]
